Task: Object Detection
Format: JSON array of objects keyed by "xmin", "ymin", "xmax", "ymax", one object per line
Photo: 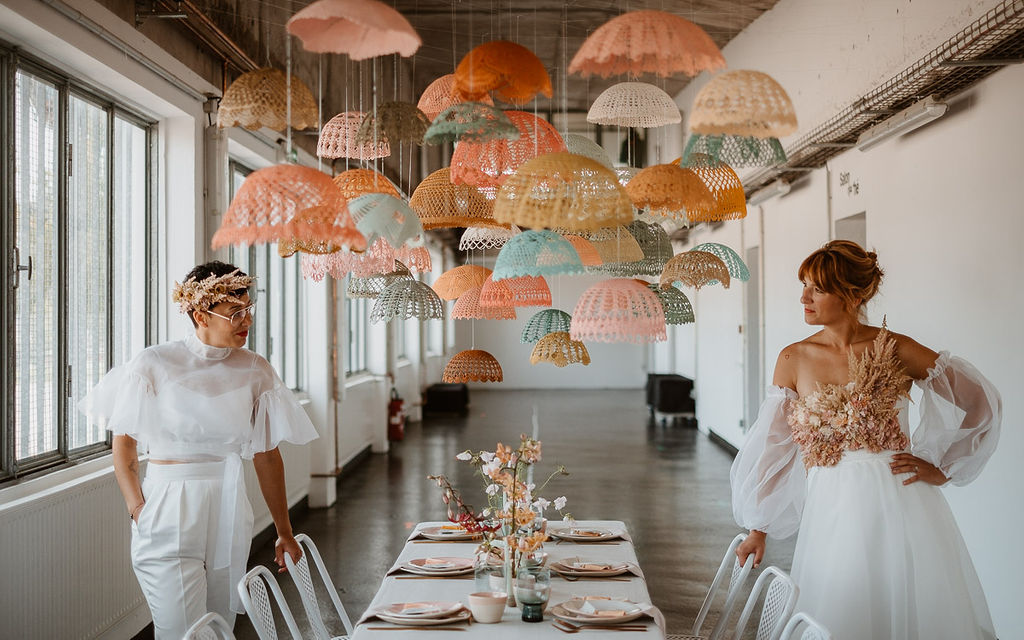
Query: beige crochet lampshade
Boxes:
[
  {"xmin": 689, "ymin": 70, "xmax": 798, "ymax": 138},
  {"xmin": 570, "ymin": 278, "xmax": 667, "ymax": 344},
  {"xmin": 410, "ymin": 168, "xmax": 500, "ymax": 230},
  {"xmin": 318, "ymin": 111, "xmax": 391, "ymax": 160},
  {"xmin": 347, "ymin": 260, "xmax": 413, "ymax": 298},
  {"xmin": 417, "ymin": 74, "xmax": 493, "ymax": 121},
  {"xmin": 459, "ymin": 225, "xmax": 520, "ymax": 251},
  {"xmin": 286, "ymin": 0, "xmax": 421, "ymax": 58},
  {"xmin": 586, "ymin": 83, "xmax": 681, "ymax": 128},
  {"xmin": 479, "ymin": 274, "xmax": 551, "ymax": 308},
  {"xmin": 356, "ymin": 102, "xmax": 431, "ymax": 145},
  {"xmin": 449, "ymin": 111, "xmax": 566, "ymax": 189},
  {"xmin": 452, "ymin": 285, "xmax": 516, "ymax": 320},
  {"xmin": 443, "ymin": 349, "xmax": 503, "ymax": 383},
  {"xmin": 493, "ymin": 152, "xmax": 633, "ymax": 231},
  {"xmin": 584, "ymin": 225, "xmax": 645, "ymax": 264},
  {"xmin": 660, "ymin": 250, "xmax": 730, "ymax": 290},
  {"xmin": 626, "ymin": 164, "xmax": 715, "ymax": 222},
  {"xmin": 453, "ymin": 41, "xmax": 553, "ymax": 105},
  {"xmin": 218, "ymin": 68, "xmax": 318, "ymax": 132},
  {"xmin": 333, "ymin": 168, "xmax": 401, "ymax": 202},
  {"xmin": 674, "ymin": 154, "xmax": 747, "ymax": 222},
  {"xmin": 569, "ymin": 10, "xmax": 725, "ymax": 78},
  {"xmin": 562, "ymin": 234, "xmax": 603, "ymax": 267},
  {"xmin": 530, "ymin": 332, "xmax": 591, "ymax": 367},
  {"xmin": 432, "ymin": 265, "xmax": 492, "ymax": 300}
]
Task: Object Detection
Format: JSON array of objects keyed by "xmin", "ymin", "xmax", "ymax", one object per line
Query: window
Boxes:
[
  {"xmin": 3, "ymin": 50, "xmax": 155, "ymax": 479},
  {"xmin": 395, "ymin": 315, "xmax": 407, "ymax": 360},
  {"xmin": 346, "ymin": 292, "xmax": 368, "ymax": 375}
]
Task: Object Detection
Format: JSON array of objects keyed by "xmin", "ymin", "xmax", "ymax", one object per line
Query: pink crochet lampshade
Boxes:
[
  {"xmin": 418, "ymin": 74, "xmax": 494, "ymax": 121},
  {"xmin": 286, "ymin": 0, "xmax": 421, "ymax": 59},
  {"xmin": 570, "ymin": 278, "xmax": 667, "ymax": 344},
  {"xmin": 569, "ymin": 10, "xmax": 725, "ymax": 78},
  {"xmin": 299, "ymin": 238, "xmax": 395, "ymax": 281},
  {"xmin": 443, "ymin": 350, "xmax": 503, "ymax": 383},
  {"xmin": 432, "ymin": 265, "xmax": 492, "ymax": 300},
  {"xmin": 317, "ymin": 111, "xmax": 391, "ymax": 160},
  {"xmin": 394, "ymin": 244, "xmax": 431, "ymax": 273},
  {"xmin": 453, "ymin": 41, "xmax": 553, "ymax": 105},
  {"xmin": 479, "ymin": 274, "xmax": 551, "ymax": 308},
  {"xmin": 452, "ymin": 285, "xmax": 516, "ymax": 320},
  {"xmin": 450, "ymin": 111, "xmax": 566, "ymax": 189}
]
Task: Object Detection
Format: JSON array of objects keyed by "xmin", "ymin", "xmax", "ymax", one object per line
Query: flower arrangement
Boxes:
[{"xmin": 171, "ymin": 269, "xmax": 255, "ymax": 314}]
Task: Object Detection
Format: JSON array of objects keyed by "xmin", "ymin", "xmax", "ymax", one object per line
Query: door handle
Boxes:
[{"xmin": 13, "ymin": 247, "xmax": 33, "ymax": 289}]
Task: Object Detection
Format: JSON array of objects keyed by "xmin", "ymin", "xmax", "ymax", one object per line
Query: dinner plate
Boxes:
[
  {"xmin": 376, "ymin": 608, "xmax": 472, "ymax": 626},
  {"xmin": 379, "ymin": 601, "xmax": 464, "ymax": 619},
  {"xmin": 548, "ymin": 528, "xmax": 621, "ymax": 542},
  {"xmin": 400, "ymin": 557, "xmax": 475, "ymax": 576},
  {"xmin": 551, "ymin": 600, "xmax": 646, "ymax": 625},
  {"xmin": 551, "ymin": 557, "xmax": 631, "ymax": 577},
  {"xmin": 419, "ymin": 526, "xmax": 482, "ymax": 541}
]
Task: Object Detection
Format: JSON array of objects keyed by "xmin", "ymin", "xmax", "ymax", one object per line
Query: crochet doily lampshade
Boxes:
[
  {"xmin": 450, "ymin": 111, "xmax": 566, "ymax": 189},
  {"xmin": 585, "ymin": 225, "xmax": 645, "ymax": 264},
  {"xmin": 277, "ymin": 198, "xmax": 367, "ymax": 257},
  {"xmin": 347, "ymin": 261, "xmax": 413, "ymax": 298},
  {"xmin": 597, "ymin": 221, "xmax": 672, "ymax": 277},
  {"xmin": 660, "ymin": 250, "xmax": 730, "ymax": 290},
  {"xmin": 432, "ymin": 265, "xmax": 492, "ymax": 300},
  {"xmin": 218, "ymin": 68, "xmax": 318, "ymax": 132},
  {"xmin": 286, "ymin": 0, "xmax": 421, "ymax": 58},
  {"xmin": 357, "ymin": 102, "xmax": 431, "ymax": 145},
  {"xmin": 370, "ymin": 279, "xmax": 444, "ymax": 323},
  {"xmin": 530, "ymin": 332, "xmax": 591, "ymax": 367},
  {"xmin": 349, "ymin": 193, "xmax": 423, "ymax": 248},
  {"xmin": 453, "ymin": 41, "xmax": 553, "ymax": 105},
  {"xmin": 562, "ymin": 234, "xmax": 603, "ymax": 267},
  {"xmin": 493, "ymin": 152, "xmax": 633, "ymax": 231},
  {"xmin": 569, "ymin": 10, "xmax": 725, "ymax": 78},
  {"xmin": 689, "ymin": 70, "xmax": 798, "ymax": 138},
  {"xmin": 492, "ymin": 230, "xmax": 584, "ymax": 281},
  {"xmin": 570, "ymin": 278, "xmax": 667, "ymax": 344},
  {"xmin": 682, "ymin": 134, "xmax": 786, "ymax": 168},
  {"xmin": 479, "ymin": 274, "xmax": 551, "ymax": 308},
  {"xmin": 417, "ymin": 74, "xmax": 492, "ymax": 121},
  {"xmin": 317, "ymin": 111, "xmax": 390, "ymax": 160},
  {"xmin": 212, "ymin": 164, "xmax": 354, "ymax": 249},
  {"xmin": 410, "ymin": 168, "xmax": 499, "ymax": 230},
  {"xmin": 521, "ymin": 308, "xmax": 572, "ymax": 344},
  {"xmin": 459, "ymin": 225, "xmax": 519, "ymax": 251},
  {"xmin": 394, "ymin": 244, "xmax": 431, "ymax": 273},
  {"xmin": 692, "ymin": 242, "xmax": 750, "ymax": 283},
  {"xmin": 587, "ymin": 83, "xmax": 681, "ymax": 128},
  {"xmin": 649, "ymin": 283, "xmax": 695, "ymax": 325},
  {"xmin": 443, "ymin": 349, "xmax": 503, "ymax": 383},
  {"xmin": 626, "ymin": 164, "xmax": 715, "ymax": 222},
  {"xmin": 452, "ymin": 285, "xmax": 516, "ymax": 320},
  {"xmin": 564, "ymin": 134, "xmax": 613, "ymax": 168},
  {"xmin": 300, "ymin": 238, "xmax": 395, "ymax": 281},
  {"xmin": 675, "ymin": 154, "xmax": 747, "ymax": 222},
  {"xmin": 424, "ymin": 102, "xmax": 520, "ymax": 144},
  {"xmin": 333, "ymin": 168, "xmax": 401, "ymax": 202}
]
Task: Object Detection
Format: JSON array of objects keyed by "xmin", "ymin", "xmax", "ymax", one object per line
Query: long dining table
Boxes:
[{"xmin": 350, "ymin": 520, "xmax": 667, "ymax": 639}]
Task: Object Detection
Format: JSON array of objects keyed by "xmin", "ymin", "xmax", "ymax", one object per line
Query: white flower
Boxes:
[
  {"xmin": 532, "ymin": 498, "xmax": 550, "ymax": 511},
  {"xmin": 480, "ymin": 451, "xmax": 496, "ymax": 463},
  {"xmin": 554, "ymin": 496, "xmax": 567, "ymax": 510},
  {"xmin": 455, "ymin": 451, "xmax": 472, "ymax": 461},
  {"xmin": 485, "ymin": 484, "xmax": 501, "ymax": 496},
  {"xmin": 482, "ymin": 459, "xmax": 502, "ymax": 476},
  {"xmin": 482, "ymin": 508, "xmax": 492, "ymax": 516}
]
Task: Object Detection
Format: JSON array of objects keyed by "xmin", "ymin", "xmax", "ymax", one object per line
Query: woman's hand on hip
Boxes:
[
  {"xmin": 890, "ymin": 453, "xmax": 948, "ymax": 486},
  {"xmin": 736, "ymin": 530, "xmax": 766, "ymax": 569},
  {"xmin": 275, "ymin": 534, "xmax": 303, "ymax": 573}
]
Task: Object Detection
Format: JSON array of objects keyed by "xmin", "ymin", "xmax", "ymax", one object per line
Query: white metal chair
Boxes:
[
  {"xmin": 778, "ymin": 612, "xmax": 832, "ymax": 640},
  {"xmin": 237, "ymin": 565, "xmax": 304, "ymax": 640},
  {"xmin": 666, "ymin": 533, "xmax": 756, "ymax": 640},
  {"xmin": 730, "ymin": 566, "xmax": 799, "ymax": 640},
  {"xmin": 182, "ymin": 612, "xmax": 236, "ymax": 640},
  {"xmin": 283, "ymin": 533, "xmax": 353, "ymax": 640}
]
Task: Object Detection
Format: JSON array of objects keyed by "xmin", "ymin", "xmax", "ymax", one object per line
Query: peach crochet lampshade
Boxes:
[
  {"xmin": 530, "ymin": 332, "xmax": 591, "ymax": 367},
  {"xmin": 443, "ymin": 350, "xmax": 503, "ymax": 383},
  {"xmin": 286, "ymin": 0, "xmax": 421, "ymax": 59},
  {"xmin": 333, "ymin": 168, "xmax": 401, "ymax": 202},
  {"xmin": 348, "ymin": 193, "xmax": 423, "ymax": 248},
  {"xmin": 453, "ymin": 41, "xmax": 553, "ymax": 105},
  {"xmin": 459, "ymin": 225, "xmax": 520, "ymax": 251},
  {"xmin": 357, "ymin": 102, "xmax": 431, "ymax": 145},
  {"xmin": 626, "ymin": 164, "xmax": 715, "ymax": 222},
  {"xmin": 449, "ymin": 111, "xmax": 566, "ymax": 189},
  {"xmin": 318, "ymin": 111, "xmax": 391, "ymax": 160},
  {"xmin": 521, "ymin": 308, "xmax": 572, "ymax": 343},
  {"xmin": 479, "ymin": 274, "xmax": 551, "ymax": 308},
  {"xmin": 570, "ymin": 278, "xmax": 667, "ymax": 344},
  {"xmin": 410, "ymin": 168, "xmax": 500, "ymax": 230},
  {"xmin": 424, "ymin": 102, "xmax": 520, "ymax": 144},
  {"xmin": 452, "ymin": 285, "xmax": 516, "ymax": 320},
  {"xmin": 370, "ymin": 279, "xmax": 444, "ymax": 323},
  {"xmin": 689, "ymin": 70, "xmax": 798, "ymax": 138},
  {"xmin": 562, "ymin": 234, "xmax": 603, "ymax": 267},
  {"xmin": 394, "ymin": 243, "xmax": 431, "ymax": 273},
  {"xmin": 492, "ymin": 152, "xmax": 633, "ymax": 231},
  {"xmin": 212, "ymin": 164, "xmax": 358, "ymax": 250},
  {"xmin": 673, "ymin": 154, "xmax": 747, "ymax": 222},
  {"xmin": 299, "ymin": 238, "xmax": 395, "ymax": 281},
  {"xmin": 217, "ymin": 68, "xmax": 318, "ymax": 132},
  {"xmin": 277, "ymin": 199, "xmax": 367, "ymax": 257},
  {"xmin": 432, "ymin": 265, "xmax": 492, "ymax": 300},
  {"xmin": 586, "ymin": 82, "xmax": 681, "ymax": 128},
  {"xmin": 569, "ymin": 10, "xmax": 725, "ymax": 78},
  {"xmin": 417, "ymin": 74, "xmax": 493, "ymax": 121},
  {"xmin": 660, "ymin": 250, "xmax": 731, "ymax": 290}
]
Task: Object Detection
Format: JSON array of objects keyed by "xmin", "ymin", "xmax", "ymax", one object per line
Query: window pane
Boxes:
[
  {"xmin": 283, "ymin": 255, "xmax": 299, "ymax": 389},
  {"xmin": 14, "ymin": 71, "xmax": 60, "ymax": 461},
  {"xmin": 252, "ymin": 243, "xmax": 270, "ymax": 357},
  {"xmin": 112, "ymin": 117, "xmax": 147, "ymax": 364},
  {"xmin": 269, "ymin": 253, "xmax": 284, "ymax": 374}
]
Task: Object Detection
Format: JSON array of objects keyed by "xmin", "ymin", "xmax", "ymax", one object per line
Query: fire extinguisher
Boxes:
[{"xmin": 388, "ymin": 387, "xmax": 406, "ymax": 441}]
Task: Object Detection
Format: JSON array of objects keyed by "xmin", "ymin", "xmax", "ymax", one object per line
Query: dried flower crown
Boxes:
[{"xmin": 171, "ymin": 269, "xmax": 255, "ymax": 314}]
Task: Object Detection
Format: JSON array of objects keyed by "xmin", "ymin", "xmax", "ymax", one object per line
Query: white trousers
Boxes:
[{"xmin": 131, "ymin": 461, "xmax": 253, "ymax": 640}]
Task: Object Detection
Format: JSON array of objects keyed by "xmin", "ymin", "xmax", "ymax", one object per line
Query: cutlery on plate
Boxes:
[
  {"xmin": 552, "ymin": 619, "xmax": 648, "ymax": 632},
  {"xmin": 553, "ymin": 575, "xmax": 632, "ymax": 582},
  {"xmin": 366, "ymin": 626, "xmax": 468, "ymax": 631},
  {"xmin": 394, "ymin": 575, "xmax": 472, "ymax": 580}
]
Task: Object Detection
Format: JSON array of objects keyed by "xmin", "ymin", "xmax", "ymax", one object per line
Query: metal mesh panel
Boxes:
[{"xmin": 248, "ymin": 577, "xmax": 280, "ymax": 640}]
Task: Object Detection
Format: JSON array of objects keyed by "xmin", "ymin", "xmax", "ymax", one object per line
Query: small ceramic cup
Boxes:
[{"xmin": 468, "ymin": 591, "xmax": 507, "ymax": 624}]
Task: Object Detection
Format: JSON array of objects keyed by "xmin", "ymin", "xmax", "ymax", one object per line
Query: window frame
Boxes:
[{"xmin": 345, "ymin": 291, "xmax": 369, "ymax": 376}]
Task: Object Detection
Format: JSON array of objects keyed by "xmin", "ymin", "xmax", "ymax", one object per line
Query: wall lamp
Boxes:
[
  {"xmin": 746, "ymin": 179, "xmax": 791, "ymax": 206},
  {"xmin": 856, "ymin": 95, "xmax": 948, "ymax": 151}
]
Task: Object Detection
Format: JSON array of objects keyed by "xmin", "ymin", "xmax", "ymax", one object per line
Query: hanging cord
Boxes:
[
  {"xmin": 317, "ymin": 54, "xmax": 323, "ymax": 172},
  {"xmin": 373, "ymin": 57, "xmax": 379, "ymax": 189},
  {"xmin": 286, "ymin": 31, "xmax": 292, "ymax": 162}
]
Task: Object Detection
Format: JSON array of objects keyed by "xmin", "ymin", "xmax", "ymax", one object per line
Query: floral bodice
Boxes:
[{"xmin": 788, "ymin": 328, "xmax": 911, "ymax": 468}]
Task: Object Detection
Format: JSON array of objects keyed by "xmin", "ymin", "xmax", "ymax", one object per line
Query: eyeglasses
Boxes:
[{"xmin": 207, "ymin": 303, "xmax": 256, "ymax": 327}]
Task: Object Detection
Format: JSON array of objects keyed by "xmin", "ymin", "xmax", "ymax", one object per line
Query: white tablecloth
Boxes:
[{"xmin": 351, "ymin": 520, "xmax": 666, "ymax": 639}]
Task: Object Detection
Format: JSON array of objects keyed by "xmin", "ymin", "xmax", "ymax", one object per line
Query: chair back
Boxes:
[
  {"xmin": 730, "ymin": 566, "xmax": 799, "ymax": 640},
  {"xmin": 284, "ymin": 533, "xmax": 354, "ymax": 639},
  {"xmin": 694, "ymin": 533, "xmax": 756, "ymax": 640},
  {"xmin": 183, "ymin": 612, "xmax": 236, "ymax": 640},
  {"xmin": 237, "ymin": 565, "xmax": 304, "ymax": 640},
  {"xmin": 778, "ymin": 612, "xmax": 832, "ymax": 640}
]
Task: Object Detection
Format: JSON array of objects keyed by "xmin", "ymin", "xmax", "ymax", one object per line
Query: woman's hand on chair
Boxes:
[
  {"xmin": 890, "ymin": 453, "xmax": 948, "ymax": 486},
  {"xmin": 275, "ymin": 534, "xmax": 302, "ymax": 573},
  {"xmin": 736, "ymin": 530, "xmax": 766, "ymax": 569}
]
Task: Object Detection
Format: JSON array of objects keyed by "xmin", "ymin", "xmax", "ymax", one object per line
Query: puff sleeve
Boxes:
[
  {"xmin": 912, "ymin": 352, "xmax": 1001, "ymax": 486},
  {"xmin": 730, "ymin": 386, "xmax": 806, "ymax": 539},
  {"xmin": 77, "ymin": 350, "xmax": 159, "ymax": 449},
  {"xmin": 245, "ymin": 368, "xmax": 319, "ymax": 458}
]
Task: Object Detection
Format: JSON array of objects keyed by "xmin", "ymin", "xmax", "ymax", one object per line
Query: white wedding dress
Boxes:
[{"xmin": 731, "ymin": 351, "xmax": 1001, "ymax": 639}]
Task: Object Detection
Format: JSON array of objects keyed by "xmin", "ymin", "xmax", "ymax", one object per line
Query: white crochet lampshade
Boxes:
[
  {"xmin": 370, "ymin": 279, "xmax": 444, "ymax": 323},
  {"xmin": 459, "ymin": 225, "xmax": 520, "ymax": 251},
  {"xmin": 689, "ymin": 70, "xmax": 798, "ymax": 138},
  {"xmin": 563, "ymin": 134, "xmax": 613, "ymax": 168},
  {"xmin": 587, "ymin": 83, "xmax": 681, "ymax": 128}
]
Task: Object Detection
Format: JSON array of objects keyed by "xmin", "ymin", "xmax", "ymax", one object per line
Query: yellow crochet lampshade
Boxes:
[
  {"xmin": 689, "ymin": 70, "xmax": 798, "ymax": 138},
  {"xmin": 452, "ymin": 285, "xmax": 516, "ymax": 320},
  {"xmin": 333, "ymin": 168, "xmax": 401, "ymax": 201},
  {"xmin": 417, "ymin": 74, "xmax": 493, "ymax": 121},
  {"xmin": 586, "ymin": 82, "xmax": 681, "ymax": 128},
  {"xmin": 660, "ymin": 250, "xmax": 731, "ymax": 290},
  {"xmin": 585, "ymin": 226, "xmax": 645, "ymax": 264},
  {"xmin": 626, "ymin": 164, "xmax": 715, "ymax": 222},
  {"xmin": 493, "ymin": 152, "xmax": 633, "ymax": 231},
  {"xmin": 357, "ymin": 102, "xmax": 431, "ymax": 145},
  {"xmin": 410, "ymin": 168, "xmax": 500, "ymax": 230},
  {"xmin": 432, "ymin": 265, "xmax": 492, "ymax": 300},
  {"xmin": 318, "ymin": 111, "xmax": 391, "ymax": 160},
  {"xmin": 673, "ymin": 154, "xmax": 747, "ymax": 222},
  {"xmin": 218, "ymin": 68, "xmax": 318, "ymax": 132},
  {"xmin": 530, "ymin": 332, "xmax": 591, "ymax": 367},
  {"xmin": 443, "ymin": 349, "xmax": 503, "ymax": 383}
]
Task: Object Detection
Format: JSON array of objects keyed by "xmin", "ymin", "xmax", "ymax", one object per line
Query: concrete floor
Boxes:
[{"xmin": 235, "ymin": 388, "xmax": 795, "ymax": 639}]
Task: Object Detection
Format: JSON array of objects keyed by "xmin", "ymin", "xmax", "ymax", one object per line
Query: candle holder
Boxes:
[{"xmin": 515, "ymin": 566, "xmax": 551, "ymax": 622}]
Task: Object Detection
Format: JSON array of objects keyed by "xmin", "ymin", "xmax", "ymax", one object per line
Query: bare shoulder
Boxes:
[
  {"xmin": 887, "ymin": 331, "xmax": 940, "ymax": 380},
  {"xmin": 773, "ymin": 340, "xmax": 810, "ymax": 390}
]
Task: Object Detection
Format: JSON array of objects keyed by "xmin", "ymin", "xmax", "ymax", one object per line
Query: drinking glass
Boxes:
[{"xmin": 515, "ymin": 566, "xmax": 551, "ymax": 622}]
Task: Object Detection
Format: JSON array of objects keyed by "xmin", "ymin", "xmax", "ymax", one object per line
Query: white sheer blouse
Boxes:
[{"xmin": 731, "ymin": 352, "xmax": 1001, "ymax": 539}]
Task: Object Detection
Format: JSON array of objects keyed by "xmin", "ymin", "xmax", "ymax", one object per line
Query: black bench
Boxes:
[{"xmin": 423, "ymin": 383, "xmax": 470, "ymax": 416}]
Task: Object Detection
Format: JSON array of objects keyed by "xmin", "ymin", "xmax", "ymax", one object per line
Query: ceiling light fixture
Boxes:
[
  {"xmin": 856, "ymin": 95, "xmax": 948, "ymax": 151},
  {"xmin": 746, "ymin": 179, "xmax": 791, "ymax": 206}
]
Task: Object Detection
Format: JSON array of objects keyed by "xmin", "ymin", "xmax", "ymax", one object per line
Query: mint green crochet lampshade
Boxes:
[
  {"xmin": 492, "ymin": 230, "xmax": 584, "ymax": 281},
  {"xmin": 682, "ymin": 133, "xmax": 786, "ymax": 168},
  {"xmin": 521, "ymin": 308, "xmax": 572, "ymax": 343},
  {"xmin": 597, "ymin": 221, "xmax": 672, "ymax": 277},
  {"xmin": 649, "ymin": 283, "xmax": 694, "ymax": 325},
  {"xmin": 349, "ymin": 193, "xmax": 423, "ymax": 249},
  {"xmin": 424, "ymin": 102, "xmax": 521, "ymax": 144},
  {"xmin": 692, "ymin": 242, "xmax": 750, "ymax": 283}
]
